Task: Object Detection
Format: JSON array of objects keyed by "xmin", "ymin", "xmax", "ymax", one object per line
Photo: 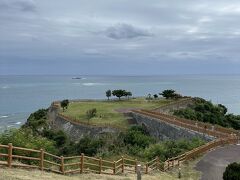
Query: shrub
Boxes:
[
  {"xmin": 124, "ymin": 126, "xmax": 155, "ymax": 148},
  {"xmin": 174, "ymin": 98, "xmax": 240, "ymax": 130},
  {"xmin": 143, "ymin": 138, "xmax": 204, "ymax": 161},
  {"xmin": 43, "ymin": 130, "xmax": 69, "ymax": 148},
  {"xmin": 223, "ymin": 162, "xmax": 240, "ymax": 180},
  {"xmin": 22, "ymin": 109, "xmax": 48, "ymax": 133},
  {"xmin": 0, "ymin": 129, "xmax": 57, "ymax": 154},
  {"xmin": 73, "ymin": 136, "xmax": 105, "ymax": 156},
  {"xmin": 86, "ymin": 108, "xmax": 97, "ymax": 120}
]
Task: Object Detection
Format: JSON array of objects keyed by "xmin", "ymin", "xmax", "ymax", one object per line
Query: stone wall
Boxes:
[
  {"xmin": 48, "ymin": 105, "xmax": 120, "ymax": 141},
  {"xmin": 47, "ymin": 98, "xmax": 213, "ymax": 142},
  {"xmin": 130, "ymin": 112, "xmax": 214, "ymax": 141}
]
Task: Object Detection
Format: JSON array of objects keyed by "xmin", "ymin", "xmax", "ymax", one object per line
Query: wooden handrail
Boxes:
[{"xmin": 0, "ymin": 124, "xmax": 238, "ymax": 176}]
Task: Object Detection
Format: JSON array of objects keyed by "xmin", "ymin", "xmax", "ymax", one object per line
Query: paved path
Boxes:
[{"xmin": 195, "ymin": 144, "xmax": 240, "ymax": 180}]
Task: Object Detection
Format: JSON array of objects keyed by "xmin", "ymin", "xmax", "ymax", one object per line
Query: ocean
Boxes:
[{"xmin": 0, "ymin": 75, "xmax": 240, "ymax": 131}]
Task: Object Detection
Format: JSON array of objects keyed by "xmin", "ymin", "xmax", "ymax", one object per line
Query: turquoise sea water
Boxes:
[{"xmin": 0, "ymin": 75, "xmax": 240, "ymax": 130}]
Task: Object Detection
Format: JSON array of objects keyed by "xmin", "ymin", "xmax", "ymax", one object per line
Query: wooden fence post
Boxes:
[
  {"xmin": 135, "ymin": 159, "xmax": 137, "ymax": 173},
  {"xmin": 113, "ymin": 161, "xmax": 116, "ymax": 175},
  {"xmin": 121, "ymin": 156, "xmax": 124, "ymax": 173},
  {"xmin": 8, "ymin": 143, "xmax": 13, "ymax": 168},
  {"xmin": 136, "ymin": 164, "xmax": 142, "ymax": 180},
  {"xmin": 60, "ymin": 156, "xmax": 64, "ymax": 174},
  {"xmin": 99, "ymin": 158, "xmax": 102, "ymax": 174},
  {"xmin": 40, "ymin": 149, "xmax": 44, "ymax": 171},
  {"xmin": 80, "ymin": 153, "xmax": 84, "ymax": 174},
  {"xmin": 145, "ymin": 163, "xmax": 148, "ymax": 174},
  {"xmin": 156, "ymin": 156, "xmax": 160, "ymax": 170}
]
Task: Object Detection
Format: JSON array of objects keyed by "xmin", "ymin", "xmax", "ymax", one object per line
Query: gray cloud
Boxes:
[
  {"xmin": 1, "ymin": 0, "xmax": 240, "ymax": 75},
  {"xmin": 104, "ymin": 23, "xmax": 152, "ymax": 40},
  {"xmin": 0, "ymin": 0, "xmax": 36, "ymax": 12}
]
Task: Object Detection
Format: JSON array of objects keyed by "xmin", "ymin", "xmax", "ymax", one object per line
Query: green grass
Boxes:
[{"xmin": 62, "ymin": 98, "xmax": 173, "ymax": 129}]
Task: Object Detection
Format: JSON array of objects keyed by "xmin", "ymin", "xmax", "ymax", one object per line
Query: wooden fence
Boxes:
[
  {"xmin": 0, "ymin": 135, "xmax": 238, "ymax": 175},
  {"xmin": 130, "ymin": 109, "xmax": 239, "ymax": 171},
  {"xmin": 132, "ymin": 109, "xmax": 238, "ymax": 138},
  {"xmin": 0, "ymin": 143, "xmax": 165, "ymax": 175}
]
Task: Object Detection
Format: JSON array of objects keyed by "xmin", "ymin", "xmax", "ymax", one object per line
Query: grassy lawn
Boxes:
[{"xmin": 61, "ymin": 98, "xmax": 173, "ymax": 129}]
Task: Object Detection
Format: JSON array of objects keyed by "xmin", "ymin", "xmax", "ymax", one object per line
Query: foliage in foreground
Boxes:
[
  {"xmin": 223, "ymin": 162, "xmax": 240, "ymax": 180},
  {"xmin": 174, "ymin": 98, "xmax": 240, "ymax": 130},
  {"xmin": 0, "ymin": 129, "xmax": 57, "ymax": 154}
]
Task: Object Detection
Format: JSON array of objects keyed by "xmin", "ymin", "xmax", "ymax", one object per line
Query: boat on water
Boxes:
[{"xmin": 72, "ymin": 77, "xmax": 82, "ymax": 79}]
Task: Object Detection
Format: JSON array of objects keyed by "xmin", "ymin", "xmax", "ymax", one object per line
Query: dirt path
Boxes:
[{"xmin": 195, "ymin": 144, "xmax": 240, "ymax": 180}]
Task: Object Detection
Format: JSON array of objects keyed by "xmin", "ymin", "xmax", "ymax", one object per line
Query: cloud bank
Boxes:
[{"xmin": 1, "ymin": 0, "xmax": 240, "ymax": 75}]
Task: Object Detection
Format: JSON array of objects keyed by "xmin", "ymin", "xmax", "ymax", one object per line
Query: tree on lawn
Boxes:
[
  {"xmin": 112, "ymin": 89, "xmax": 126, "ymax": 100},
  {"xmin": 106, "ymin": 90, "xmax": 112, "ymax": 100},
  {"xmin": 125, "ymin": 91, "xmax": 132, "ymax": 99},
  {"xmin": 160, "ymin": 89, "xmax": 179, "ymax": 99},
  {"xmin": 60, "ymin": 99, "xmax": 69, "ymax": 112},
  {"xmin": 153, "ymin": 94, "xmax": 158, "ymax": 99},
  {"xmin": 86, "ymin": 108, "xmax": 97, "ymax": 124}
]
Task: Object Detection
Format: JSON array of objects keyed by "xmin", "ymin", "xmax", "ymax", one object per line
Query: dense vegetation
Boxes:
[
  {"xmin": 0, "ymin": 108, "xmax": 205, "ymax": 163},
  {"xmin": 223, "ymin": 162, "xmax": 240, "ymax": 180},
  {"xmin": 173, "ymin": 98, "xmax": 240, "ymax": 130}
]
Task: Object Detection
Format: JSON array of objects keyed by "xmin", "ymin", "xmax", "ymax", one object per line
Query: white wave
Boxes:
[
  {"xmin": 82, "ymin": 83, "xmax": 106, "ymax": 86},
  {"xmin": 15, "ymin": 122, "xmax": 21, "ymax": 125},
  {"xmin": 82, "ymin": 78, "xmax": 87, "ymax": 80},
  {"xmin": 1, "ymin": 86, "xmax": 10, "ymax": 89},
  {"xmin": 0, "ymin": 115, "xmax": 8, "ymax": 119}
]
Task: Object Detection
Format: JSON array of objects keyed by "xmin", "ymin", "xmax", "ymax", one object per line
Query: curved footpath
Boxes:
[{"xmin": 195, "ymin": 144, "xmax": 240, "ymax": 180}]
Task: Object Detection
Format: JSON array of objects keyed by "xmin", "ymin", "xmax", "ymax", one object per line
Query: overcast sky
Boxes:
[{"xmin": 1, "ymin": 0, "xmax": 240, "ymax": 75}]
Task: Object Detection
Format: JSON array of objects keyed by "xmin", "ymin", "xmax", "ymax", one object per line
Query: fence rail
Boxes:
[
  {"xmin": 132, "ymin": 109, "xmax": 238, "ymax": 138},
  {"xmin": 0, "ymin": 134, "xmax": 238, "ymax": 176},
  {"xmin": 0, "ymin": 143, "xmax": 166, "ymax": 175}
]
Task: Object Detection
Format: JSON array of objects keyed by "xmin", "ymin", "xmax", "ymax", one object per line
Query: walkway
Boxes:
[{"xmin": 195, "ymin": 144, "xmax": 240, "ymax": 180}]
